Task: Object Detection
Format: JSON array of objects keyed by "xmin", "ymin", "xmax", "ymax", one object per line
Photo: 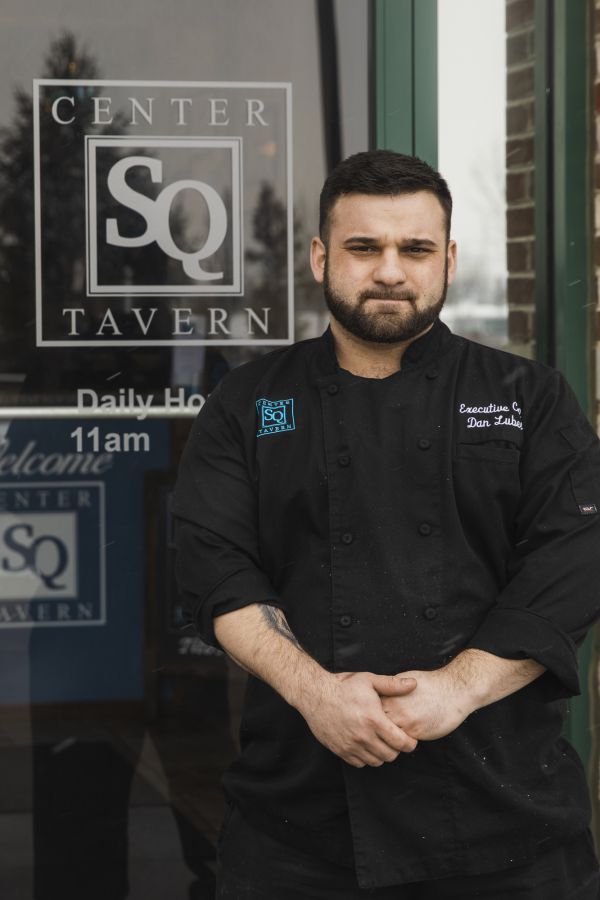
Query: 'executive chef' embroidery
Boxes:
[
  {"xmin": 458, "ymin": 401, "xmax": 523, "ymax": 430},
  {"xmin": 256, "ymin": 398, "xmax": 295, "ymax": 437}
]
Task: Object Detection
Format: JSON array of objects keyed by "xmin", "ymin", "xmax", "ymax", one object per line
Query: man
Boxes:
[{"xmin": 173, "ymin": 151, "xmax": 600, "ymax": 898}]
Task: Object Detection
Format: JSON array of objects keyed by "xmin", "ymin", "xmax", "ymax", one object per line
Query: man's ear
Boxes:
[
  {"xmin": 310, "ymin": 236, "xmax": 327, "ymax": 284},
  {"xmin": 446, "ymin": 239, "xmax": 457, "ymax": 287}
]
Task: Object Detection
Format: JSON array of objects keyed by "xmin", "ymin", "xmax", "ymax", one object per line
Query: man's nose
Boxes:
[{"xmin": 372, "ymin": 251, "xmax": 407, "ymax": 285}]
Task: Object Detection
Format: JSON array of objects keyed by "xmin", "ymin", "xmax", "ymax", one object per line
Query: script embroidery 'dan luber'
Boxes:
[{"xmin": 457, "ymin": 401, "xmax": 523, "ymax": 431}]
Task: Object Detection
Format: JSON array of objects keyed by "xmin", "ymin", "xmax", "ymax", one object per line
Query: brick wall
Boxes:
[
  {"xmin": 506, "ymin": 0, "xmax": 536, "ymax": 357},
  {"xmin": 506, "ymin": 0, "xmax": 600, "ymax": 421}
]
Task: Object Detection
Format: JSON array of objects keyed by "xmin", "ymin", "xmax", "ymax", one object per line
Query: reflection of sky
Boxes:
[{"xmin": 438, "ymin": 0, "xmax": 507, "ymax": 315}]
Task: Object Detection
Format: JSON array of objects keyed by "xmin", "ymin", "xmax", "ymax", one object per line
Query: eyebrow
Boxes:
[{"xmin": 341, "ymin": 236, "xmax": 438, "ymax": 247}]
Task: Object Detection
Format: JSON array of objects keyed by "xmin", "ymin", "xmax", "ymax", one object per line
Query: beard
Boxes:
[{"xmin": 323, "ymin": 259, "xmax": 448, "ymax": 344}]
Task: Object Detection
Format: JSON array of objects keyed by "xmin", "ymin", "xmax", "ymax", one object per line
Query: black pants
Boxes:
[{"xmin": 217, "ymin": 805, "xmax": 600, "ymax": 900}]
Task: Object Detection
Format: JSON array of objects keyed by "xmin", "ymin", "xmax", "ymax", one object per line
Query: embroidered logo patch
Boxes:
[
  {"xmin": 579, "ymin": 504, "xmax": 598, "ymax": 516},
  {"xmin": 256, "ymin": 398, "xmax": 295, "ymax": 437}
]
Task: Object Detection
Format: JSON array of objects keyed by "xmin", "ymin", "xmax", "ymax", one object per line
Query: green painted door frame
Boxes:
[
  {"xmin": 375, "ymin": 0, "xmax": 596, "ymax": 770},
  {"xmin": 375, "ymin": 0, "xmax": 437, "ymax": 166}
]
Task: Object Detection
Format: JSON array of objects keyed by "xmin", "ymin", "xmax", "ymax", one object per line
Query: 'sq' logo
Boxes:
[
  {"xmin": 105, "ymin": 156, "xmax": 227, "ymax": 281},
  {"xmin": 263, "ymin": 407, "xmax": 286, "ymax": 425},
  {"xmin": 1, "ymin": 523, "xmax": 69, "ymax": 590}
]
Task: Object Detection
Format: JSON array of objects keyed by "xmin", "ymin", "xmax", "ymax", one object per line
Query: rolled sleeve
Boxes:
[
  {"xmin": 172, "ymin": 384, "xmax": 283, "ymax": 650},
  {"xmin": 465, "ymin": 372, "xmax": 600, "ymax": 697},
  {"xmin": 465, "ymin": 606, "xmax": 580, "ymax": 696}
]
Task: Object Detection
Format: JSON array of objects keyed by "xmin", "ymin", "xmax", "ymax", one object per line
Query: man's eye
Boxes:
[
  {"xmin": 405, "ymin": 246, "xmax": 429, "ymax": 254},
  {"xmin": 348, "ymin": 245, "xmax": 376, "ymax": 253}
]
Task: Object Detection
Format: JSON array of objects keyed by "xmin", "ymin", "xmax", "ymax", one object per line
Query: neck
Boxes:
[{"xmin": 329, "ymin": 318, "xmax": 434, "ymax": 378}]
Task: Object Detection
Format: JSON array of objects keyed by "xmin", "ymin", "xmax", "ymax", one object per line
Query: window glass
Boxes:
[
  {"xmin": 0, "ymin": 3, "xmax": 371, "ymax": 896},
  {"xmin": 438, "ymin": 0, "xmax": 535, "ymax": 357}
]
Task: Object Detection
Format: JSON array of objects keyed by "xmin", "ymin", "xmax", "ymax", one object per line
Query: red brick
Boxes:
[
  {"xmin": 507, "ymin": 101, "xmax": 534, "ymax": 136},
  {"xmin": 508, "ymin": 276, "xmax": 535, "ymax": 305},
  {"xmin": 508, "ymin": 309, "xmax": 534, "ymax": 343},
  {"xmin": 508, "ymin": 240, "xmax": 534, "ymax": 272},
  {"xmin": 507, "ymin": 66, "xmax": 535, "ymax": 101},
  {"xmin": 507, "ymin": 171, "xmax": 532, "ymax": 203},
  {"xmin": 507, "ymin": 30, "xmax": 534, "ymax": 66},
  {"xmin": 506, "ymin": 136, "xmax": 534, "ymax": 166},
  {"xmin": 507, "ymin": 205, "xmax": 535, "ymax": 239},
  {"xmin": 506, "ymin": 0, "xmax": 534, "ymax": 32}
]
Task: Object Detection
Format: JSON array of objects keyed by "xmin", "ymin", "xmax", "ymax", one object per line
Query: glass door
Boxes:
[{"xmin": 0, "ymin": 3, "xmax": 372, "ymax": 897}]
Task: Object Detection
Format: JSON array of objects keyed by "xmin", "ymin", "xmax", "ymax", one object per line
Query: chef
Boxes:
[{"xmin": 174, "ymin": 150, "xmax": 600, "ymax": 899}]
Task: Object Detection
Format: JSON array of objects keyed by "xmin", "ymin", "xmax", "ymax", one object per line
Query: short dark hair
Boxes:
[{"xmin": 319, "ymin": 149, "xmax": 452, "ymax": 243}]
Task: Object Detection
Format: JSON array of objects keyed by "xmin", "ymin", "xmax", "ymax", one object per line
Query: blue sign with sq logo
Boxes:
[
  {"xmin": 0, "ymin": 482, "xmax": 105, "ymax": 627},
  {"xmin": 256, "ymin": 398, "xmax": 295, "ymax": 437}
]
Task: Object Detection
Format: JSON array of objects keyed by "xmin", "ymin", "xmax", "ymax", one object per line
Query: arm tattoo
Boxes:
[{"xmin": 259, "ymin": 604, "xmax": 303, "ymax": 651}]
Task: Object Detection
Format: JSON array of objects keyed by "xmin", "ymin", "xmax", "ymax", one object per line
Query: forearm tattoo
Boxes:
[{"xmin": 259, "ymin": 604, "xmax": 303, "ymax": 651}]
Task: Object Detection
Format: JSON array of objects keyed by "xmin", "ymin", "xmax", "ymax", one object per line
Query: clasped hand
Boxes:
[
  {"xmin": 380, "ymin": 667, "xmax": 473, "ymax": 742},
  {"xmin": 296, "ymin": 666, "xmax": 474, "ymax": 769}
]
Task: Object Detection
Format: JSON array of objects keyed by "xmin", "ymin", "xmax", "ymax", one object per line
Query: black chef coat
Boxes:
[{"xmin": 173, "ymin": 319, "xmax": 600, "ymax": 889}]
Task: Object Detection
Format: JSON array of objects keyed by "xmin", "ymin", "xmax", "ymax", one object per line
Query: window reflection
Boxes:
[
  {"xmin": 0, "ymin": 2, "xmax": 371, "ymax": 897},
  {"xmin": 438, "ymin": 0, "xmax": 525, "ymax": 353}
]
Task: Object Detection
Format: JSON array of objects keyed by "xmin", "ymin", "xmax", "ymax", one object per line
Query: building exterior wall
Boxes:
[
  {"xmin": 506, "ymin": 0, "xmax": 599, "ymax": 428},
  {"xmin": 506, "ymin": 0, "xmax": 600, "ymax": 821}
]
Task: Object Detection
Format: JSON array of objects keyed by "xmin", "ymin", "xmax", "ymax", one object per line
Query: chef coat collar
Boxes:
[{"xmin": 312, "ymin": 316, "xmax": 452, "ymax": 383}]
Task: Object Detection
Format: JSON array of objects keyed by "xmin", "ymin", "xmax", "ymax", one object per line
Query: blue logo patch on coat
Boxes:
[{"xmin": 256, "ymin": 398, "xmax": 295, "ymax": 437}]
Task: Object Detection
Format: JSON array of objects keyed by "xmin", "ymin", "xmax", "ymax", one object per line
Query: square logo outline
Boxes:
[
  {"xmin": 0, "ymin": 510, "xmax": 79, "ymax": 600},
  {"xmin": 32, "ymin": 79, "xmax": 294, "ymax": 348},
  {"xmin": 0, "ymin": 481, "xmax": 106, "ymax": 629},
  {"xmin": 86, "ymin": 135, "xmax": 243, "ymax": 296},
  {"xmin": 256, "ymin": 397, "xmax": 295, "ymax": 437}
]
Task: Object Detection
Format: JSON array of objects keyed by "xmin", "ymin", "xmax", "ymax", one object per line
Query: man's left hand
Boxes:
[
  {"xmin": 380, "ymin": 667, "xmax": 474, "ymax": 740},
  {"xmin": 381, "ymin": 649, "xmax": 547, "ymax": 741}
]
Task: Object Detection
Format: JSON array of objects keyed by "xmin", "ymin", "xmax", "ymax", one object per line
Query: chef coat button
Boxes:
[
  {"xmin": 338, "ymin": 454, "xmax": 351, "ymax": 467},
  {"xmin": 341, "ymin": 531, "xmax": 354, "ymax": 544},
  {"xmin": 327, "ymin": 383, "xmax": 339, "ymax": 395},
  {"xmin": 339, "ymin": 614, "xmax": 352, "ymax": 627},
  {"xmin": 417, "ymin": 438, "xmax": 431, "ymax": 450},
  {"xmin": 425, "ymin": 367, "xmax": 439, "ymax": 380},
  {"xmin": 418, "ymin": 522, "xmax": 432, "ymax": 536},
  {"xmin": 423, "ymin": 606, "xmax": 437, "ymax": 620}
]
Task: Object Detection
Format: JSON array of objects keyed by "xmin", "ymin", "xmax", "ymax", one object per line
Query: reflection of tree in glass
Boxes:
[
  {"xmin": 0, "ymin": 34, "xmax": 102, "ymax": 358},
  {"xmin": 0, "ymin": 31, "xmax": 184, "ymax": 375},
  {"xmin": 245, "ymin": 182, "xmax": 308, "ymax": 341},
  {"xmin": 0, "ymin": 34, "xmax": 96, "ymax": 367},
  {"xmin": 248, "ymin": 183, "xmax": 288, "ymax": 281}
]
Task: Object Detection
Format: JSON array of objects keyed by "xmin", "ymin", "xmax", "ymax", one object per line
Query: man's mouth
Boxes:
[{"xmin": 361, "ymin": 293, "xmax": 416, "ymax": 304}]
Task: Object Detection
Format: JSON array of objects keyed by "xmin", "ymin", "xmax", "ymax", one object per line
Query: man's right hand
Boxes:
[
  {"xmin": 214, "ymin": 604, "xmax": 418, "ymax": 768},
  {"xmin": 294, "ymin": 671, "xmax": 419, "ymax": 768}
]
